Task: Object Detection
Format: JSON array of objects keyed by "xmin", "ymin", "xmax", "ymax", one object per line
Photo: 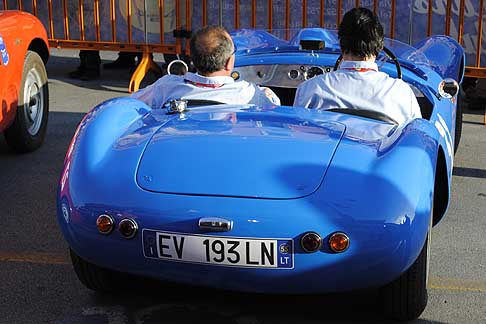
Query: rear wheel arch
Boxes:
[
  {"xmin": 433, "ymin": 146, "xmax": 449, "ymax": 226},
  {"xmin": 381, "ymin": 202, "xmax": 432, "ymax": 320}
]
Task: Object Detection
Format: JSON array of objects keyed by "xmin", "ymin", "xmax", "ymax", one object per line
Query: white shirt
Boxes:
[
  {"xmin": 132, "ymin": 72, "xmax": 280, "ymax": 108},
  {"xmin": 293, "ymin": 61, "xmax": 422, "ymax": 124}
]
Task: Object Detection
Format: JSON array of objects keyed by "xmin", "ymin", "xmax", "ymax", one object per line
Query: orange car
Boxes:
[{"xmin": 0, "ymin": 10, "xmax": 49, "ymax": 153}]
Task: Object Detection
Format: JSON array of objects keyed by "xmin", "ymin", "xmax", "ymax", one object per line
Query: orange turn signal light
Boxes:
[
  {"xmin": 96, "ymin": 214, "xmax": 115, "ymax": 234},
  {"xmin": 328, "ymin": 232, "xmax": 350, "ymax": 253}
]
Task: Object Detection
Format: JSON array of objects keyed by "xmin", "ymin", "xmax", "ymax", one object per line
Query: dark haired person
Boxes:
[
  {"xmin": 132, "ymin": 26, "xmax": 280, "ymax": 107},
  {"xmin": 294, "ymin": 7, "xmax": 421, "ymax": 124}
]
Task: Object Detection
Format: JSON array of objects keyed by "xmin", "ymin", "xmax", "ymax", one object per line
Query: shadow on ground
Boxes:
[
  {"xmin": 46, "ymin": 54, "xmax": 162, "ymax": 93},
  {"xmin": 62, "ymin": 275, "xmax": 446, "ymax": 324}
]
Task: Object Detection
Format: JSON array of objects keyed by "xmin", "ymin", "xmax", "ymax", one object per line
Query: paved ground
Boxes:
[{"xmin": 0, "ymin": 50, "xmax": 485, "ymax": 323}]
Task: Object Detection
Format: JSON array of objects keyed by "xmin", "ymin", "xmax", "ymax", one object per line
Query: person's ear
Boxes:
[{"xmin": 225, "ymin": 54, "xmax": 235, "ymax": 71}]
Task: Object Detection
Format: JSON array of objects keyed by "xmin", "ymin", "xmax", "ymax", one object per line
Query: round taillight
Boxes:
[
  {"xmin": 301, "ymin": 232, "xmax": 322, "ymax": 253},
  {"xmin": 96, "ymin": 214, "xmax": 114, "ymax": 234},
  {"xmin": 328, "ymin": 232, "xmax": 350, "ymax": 253},
  {"xmin": 119, "ymin": 218, "xmax": 138, "ymax": 239}
]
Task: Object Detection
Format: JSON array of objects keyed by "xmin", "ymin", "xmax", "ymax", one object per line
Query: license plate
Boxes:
[{"xmin": 143, "ymin": 229, "xmax": 294, "ymax": 269}]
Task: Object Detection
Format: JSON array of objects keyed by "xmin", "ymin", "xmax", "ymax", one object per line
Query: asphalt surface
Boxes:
[{"xmin": 0, "ymin": 50, "xmax": 485, "ymax": 324}]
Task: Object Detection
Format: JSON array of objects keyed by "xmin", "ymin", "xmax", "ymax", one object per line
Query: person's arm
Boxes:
[
  {"xmin": 243, "ymin": 82, "xmax": 280, "ymax": 106},
  {"xmin": 258, "ymin": 86, "xmax": 281, "ymax": 105},
  {"xmin": 294, "ymin": 81, "xmax": 321, "ymax": 108},
  {"xmin": 131, "ymin": 82, "xmax": 156, "ymax": 106},
  {"xmin": 293, "ymin": 84, "xmax": 307, "ymax": 107},
  {"xmin": 407, "ymin": 86, "xmax": 422, "ymax": 120},
  {"xmin": 131, "ymin": 76, "xmax": 170, "ymax": 109},
  {"xmin": 410, "ymin": 97, "xmax": 422, "ymax": 119}
]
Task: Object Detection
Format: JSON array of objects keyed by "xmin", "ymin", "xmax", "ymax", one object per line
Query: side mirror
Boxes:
[
  {"xmin": 167, "ymin": 59, "xmax": 188, "ymax": 76},
  {"xmin": 438, "ymin": 78, "xmax": 459, "ymax": 99}
]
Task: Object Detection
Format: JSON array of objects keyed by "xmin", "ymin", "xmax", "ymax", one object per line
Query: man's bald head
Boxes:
[{"xmin": 190, "ymin": 26, "xmax": 235, "ymax": 75}]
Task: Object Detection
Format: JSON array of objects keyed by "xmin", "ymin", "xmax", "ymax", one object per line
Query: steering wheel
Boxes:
[{"xmin": 333, "ymin": 46, "xmax": 402, "ymax": 79}]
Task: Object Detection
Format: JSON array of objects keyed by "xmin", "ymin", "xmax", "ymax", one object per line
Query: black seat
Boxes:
[
  {"xmin": 326, "ymin": 108, "xmax": 398, "ymax": 124},
  {"xmin": 186, "ymin": 99, "xmax": 225, "ymax": 107}
]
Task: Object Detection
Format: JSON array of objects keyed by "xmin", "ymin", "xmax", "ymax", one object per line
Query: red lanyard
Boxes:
[
  {"xmin": 342, "ymin": 67, "xmax": 378, "ymax": 72},
  {"xmin": 185, "ymin": 79, "xmax": 224, "ymax": 88}
]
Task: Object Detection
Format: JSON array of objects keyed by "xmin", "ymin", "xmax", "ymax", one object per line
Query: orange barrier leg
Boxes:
[{"xmin": 129, "ymin": 52, "xmax": 163, "ymax": 93}]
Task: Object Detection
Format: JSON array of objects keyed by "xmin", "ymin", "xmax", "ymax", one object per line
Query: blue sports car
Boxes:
[{"xmin": 58, "ymin": 28, "xmax": 464, "ymax": 321}]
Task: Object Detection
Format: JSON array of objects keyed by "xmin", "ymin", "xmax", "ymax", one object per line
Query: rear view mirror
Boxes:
[
  {"xmin": 167, "ymin": 59, "xmax": 188, "ymax": 76},
  {"xmin": 438, "ymin": 78, "xmax": 459, "ymax": 99}
]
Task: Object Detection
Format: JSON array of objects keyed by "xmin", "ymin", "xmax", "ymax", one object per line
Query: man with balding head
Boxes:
[{"xmin": 132, "ymin": 26, "xmax": 280, "ymax": 108}]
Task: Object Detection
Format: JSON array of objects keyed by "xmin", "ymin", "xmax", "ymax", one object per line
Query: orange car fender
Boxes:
[{"xmin": 0, "ymin": 10, "xmax": 49, "ymax": 133}]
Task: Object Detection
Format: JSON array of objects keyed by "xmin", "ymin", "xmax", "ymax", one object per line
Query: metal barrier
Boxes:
[
  {"xmin": 2, "ymin": 1, "xmax": 486, "ymax": 88},
  {"xmin": 1, "ymin": 0, "xmax": 192, "ymax": 92}
]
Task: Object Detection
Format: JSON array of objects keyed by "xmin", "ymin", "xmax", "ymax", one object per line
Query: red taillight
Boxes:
[
  {"xmin": 119, "ymin": 218, "xmax": 138, "ymax": 239},
  {"xmin": 301, "ymin": 232, "xmax": 322, "ymax": 253}
]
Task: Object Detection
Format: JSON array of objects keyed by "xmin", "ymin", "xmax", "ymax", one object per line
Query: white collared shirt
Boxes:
[
  {"xmin": 132, "ymin": 72, "xmax": 280, "ymax": 108},
  {"xmin": 293, "ymin": 60, "xmax": 422, "ymax": 124}
]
